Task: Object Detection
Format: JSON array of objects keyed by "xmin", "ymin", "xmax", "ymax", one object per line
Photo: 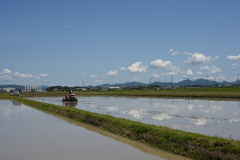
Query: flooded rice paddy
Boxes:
[
  {"xmin": 28, "ymin": 96, "xmax": 240, "ymax": 140},
  {"xmin": 0, "ymin": 100, "xmax": 190, "ymax": 160}
]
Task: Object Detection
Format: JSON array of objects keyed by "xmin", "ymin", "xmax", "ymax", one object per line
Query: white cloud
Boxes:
[
  {"xmin": 196, "ymin": 71, "xmax": 204, "ymax": 74},
  {"xmin": 0, "ymin": 69, "xmax": 48, "ymax": 83},
  {"xmin": 216, "ymin": 75, "xmax": 227, "ymax": 82},
  {"xmin": 119, "ymin": 67, "xmax": 127, "ymax": 71},
  {"xmin": 212, "ymin": 56, "xmax": 219, "ymax": 61},
  {"xmin": 188, "ymin": 118, "xmax": 210, "ymax": 126},
  {"xmin": 0, "ymin": 74, "xmax": 13, "ymax": 80},
  {"xmin": 228, "ymin": 118, "xmax": 240, "ymax": 123},
  {"xmin": 152, "ymin": 113, "xmax": 172, "ymax": 121},
  {"xmin": 133, "ymin": 77, "xmax": 140, "ymax": 81},
  {"xmin": 90, "ymin": 74, "xmax": 97, "ymax": 78},
  {"xmin": 200, "ymin": 66, "xmax": 221, "ymax": 74},
  {"xmin": 168, "ymin": 48, "xmax": 174, "ymax": 53},
  {"xmin": 13, "ymin": 72, "xmax": 37, "ymax": 79},
  {"xmin": 182, "ymin": 75, "xmax": 188, "ymax": 79},
  {"xmin": 0, "ymin": 69, "xmax": 11, "ymax": 74},
  {"xmin": 185, "ymin": 53, "xmax": 211, "ymax": 65},
  {"xmin": 106, "ymin": 70, "xmax": 118, "ymax": 76},
  {"xmin": 185, "ymin": 69, "xmax": 193, "ymax": 75},
  {"xmin": 107, "ymin": 106, "xmax": 118, "ymax": 111},
  {"xmin": 123, "ymin": 62, "xmax": 148, "ymax": 73},
  {"xmin": 183, "ymin": 51, "xmax": 193, "ymax": 55},
  {"xmin": 168, "ymin": 48, "xmax": 179, "ymax": 56},
  {"xmin": 81, "ymin": 73, "xmax": 85, "ymax": 75},
  {"xmin": 39, "ymin": 74, "xmax": 48, "ymax": 77},
  {"xmin": 94, "ymin": 80, "xmax": 102, "ymax": 83},
  {"xmin": 208, "ymin": 76, "xmax": 215, "ymax": 80},
  {"xmin": 231, "ymin": 63, "xmax": 239, "ymax": 68},
  {"xmin": 221, "ymin": 76, "xmax": 239, "ymax": 82},
  {"xmin": 201, "ymin": 105, "xmax": 222, "ymax": 113},
  {"xmin": 122, "ymin": 108, "xmax": 148, "ymax": 119},
  {"xmin": 152, "ymin": 73, "xmax": 160, "ymax": 78},
  {"xmin": 150, "ymin": 59, "xmax": 180, "ymax": 75},
  {"xmin": 200, "ymin": 66, "xmax": 210, "ymax": 70},
  {"xmin": 161, "ymin": 71, "xmax": 178, "ymax": 76},
  {"xmin": 226, "ymin": 55, "xmax": 240, "ymax": 61}
]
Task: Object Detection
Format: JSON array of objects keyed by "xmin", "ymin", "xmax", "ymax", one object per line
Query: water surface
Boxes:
[
  {"xmin": 28, "ymin": 96, "xmax": 240, "ymax": 140},
  {"xmin": 0, "ymin": 100, "xmax": 190, "ymax": 160}
]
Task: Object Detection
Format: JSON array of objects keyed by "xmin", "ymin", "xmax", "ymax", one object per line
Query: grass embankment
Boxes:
[
  {"xmin": 1, "ymin": 94, "xmax": 240, "ymax": 160},
  {"xmin": 19, "ymin": 87, "xmax": 240, "ymax": 99},
  {"xmin": 76, "ymin": 87, "xmax": 240, "ymax": 99}
]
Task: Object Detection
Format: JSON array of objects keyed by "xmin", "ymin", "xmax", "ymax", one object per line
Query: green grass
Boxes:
[
  {"xmin": 1, "ymin": 94, "xmax": 240, "ymax": 160},
  {"xmin": 8, "ymin": 87, "xmax": 240, "ymax": 99},
  {"xmin": 76, "ymin": 87, "xmax": 240, "ymax": 99}
]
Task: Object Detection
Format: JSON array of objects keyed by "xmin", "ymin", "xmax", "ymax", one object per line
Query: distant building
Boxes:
[
  {"xmin": 102, "ymin": 87, "xmax": 109, "ymax": 91},
  {"xmin": 90, "ymin": 87, "xmax": 100, "ymax": 91},
  {"xmin": 1, "ymin": 87, "xmax": 15, "ymax": 92},
  {"xmin": 0, "ymin": 89, "xmax": 7, "ymax": 93},
  {"xmin": 108, "ymin": 87, "xmax": 120, "ymax": 90},
  {"xmin": 163, "ymin": 86, "xmax": 179, "ymax": 89},
  {"xmin": 75, "ymin": 88, "xmax": 87, "ymax": 91},
  {"xmin": 25, "ymin": 86, "xmax": 41, "ymax": 91},
  {"xmin": 102, "ymin": 86, "xmax": 125, "ymax": 91}
]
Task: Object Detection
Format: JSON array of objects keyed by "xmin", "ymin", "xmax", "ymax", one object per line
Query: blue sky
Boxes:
[{"xmin": 1, "ymin": 0, "xmax": 240, "ymax": 86}]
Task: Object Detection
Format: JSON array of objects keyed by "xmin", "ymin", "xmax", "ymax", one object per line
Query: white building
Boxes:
[
  {"xmin": 25, "ymin": 86, "xmax": 41, "ymax": 91},
  {"xmin": 102, "ymin": 86, "xmax": 125, "ymax": 91},
  {"xmin": 108, "ymin": 87, "xmax": 120, "ymax": 90},
  {"xmin": 2, "ymin": 87, "xmax": 15, "ymax": 92},
  {"xmin": 75, "ymin": 88, "xmax": 87, "ymax": 91}
]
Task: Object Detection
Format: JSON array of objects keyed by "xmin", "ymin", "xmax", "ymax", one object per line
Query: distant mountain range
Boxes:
[
  {"xmin": 0, "ymin": 79, "xmax": 239, "ymax": 89},
  {"xmin": 95, "ymin": 78, "xmax": 239, "ymax": 87}
]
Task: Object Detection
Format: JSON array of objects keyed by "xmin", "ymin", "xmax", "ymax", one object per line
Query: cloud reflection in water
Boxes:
[{"xmin": 27, "ymin": 97, "xmax": 240, "ymax": 140}]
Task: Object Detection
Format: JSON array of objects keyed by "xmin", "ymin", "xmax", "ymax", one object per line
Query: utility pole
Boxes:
[
  {"xmin": 171, "ymin": 75, "xmax": 173, "ymax": 88},
  {"xmin": 207, "ymin": 75, "xmax": 209, "ymax": 87},
  {"xmin": 150, "ymin": 78, "xmax": 151, "ymax": 89},
  {"xmin": 238, "ymin": 74, "xmax": 239, "ymax": 87},
  {"xmin": 214, "ymin": 77, "xmax": 216, "ymax": 87}
]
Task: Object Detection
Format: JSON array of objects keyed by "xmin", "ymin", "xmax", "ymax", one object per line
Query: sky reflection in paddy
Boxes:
[
  {"xmin": 28, "ymin": 96, "xmax": 240, "ymax": 140},
  {"xmin": 1, "ymin": 100, "xmax": 193, "ymax": 160}
]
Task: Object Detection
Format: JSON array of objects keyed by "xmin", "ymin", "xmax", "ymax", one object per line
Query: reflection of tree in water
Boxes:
[
  {"xmin": 10, "ymin": 100, "xmax": 21, "ymax": 105},
  {"xmin": 62, "ymin": 101, "xmax": 78, "ymax": 108}
]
